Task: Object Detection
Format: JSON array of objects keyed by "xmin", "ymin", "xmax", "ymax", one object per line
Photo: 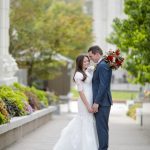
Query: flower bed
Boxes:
[
  {"xmin": 0, "ymin": 83, "xmax": 58, "ymax": 125},
  {"xmin": 0, "ymin": 106, "xmax": 56, "ymax": 150}
]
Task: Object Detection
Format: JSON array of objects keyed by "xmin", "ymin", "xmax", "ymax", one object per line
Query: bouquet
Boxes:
[{"xmin": 103, "ymin": 49, "xmax": 124, "ymax": 70}]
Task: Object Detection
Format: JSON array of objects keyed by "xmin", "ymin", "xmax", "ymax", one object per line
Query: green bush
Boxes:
[
  {"xmin": 0, "ymin": 85, "xmax": 27, "ymax": 117},
  {"xmin": 13, "ymin": 83, "xmax": 48, "ymax": 108},
  {"xmin": 13, "ymin": 83, "xmax": 40, "ymax": 110},
  {"xmin": 0, "ymin": 113, "xmax": 8, "ymax": 125},
  {"xmin": 24, "ymin": 91, "xmax": 41, "ymax": 110},
  {"xmin": 127, "ymin": 103, "xmax": 142, "ymax": 120},
  {"xmin": 0, "ymin": 99, "xmax": 10, "ymax": 125},
  {"xmin": 0, "ymin": 83, "xmax": 57, "ymax": 125},
  {"xmin": 30, "ymin": 87, "xmax": 48, "ymax": 107}
]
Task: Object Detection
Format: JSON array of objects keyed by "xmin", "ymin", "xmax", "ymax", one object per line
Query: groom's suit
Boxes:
[{"xmin": 92, "ymin": 59, "xmax": 112, "ymax": 150}]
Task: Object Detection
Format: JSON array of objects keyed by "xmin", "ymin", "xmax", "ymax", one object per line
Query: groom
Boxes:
[{"xmin": 88, "ymin": 45, "xmax": 112, "ymax": 150}]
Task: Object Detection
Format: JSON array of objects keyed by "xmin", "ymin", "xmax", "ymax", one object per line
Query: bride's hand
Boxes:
[{"xmin": 87, "ymin": 105, "xmax": 93, "ymax": 113}]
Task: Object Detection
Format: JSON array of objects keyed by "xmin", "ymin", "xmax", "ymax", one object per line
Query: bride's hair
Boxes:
[{"xmin": 73, "ymin": 55, "xmax": 90, "ymax": 82}]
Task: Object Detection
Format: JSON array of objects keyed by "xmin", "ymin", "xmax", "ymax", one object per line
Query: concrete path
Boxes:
[
  {"xmin": 4, "ymin": 102, "xmax": 150, "ymax": 150},
  {"xmin": 109, "ymin": 104, "xmax": 150, "ymax": 150}
]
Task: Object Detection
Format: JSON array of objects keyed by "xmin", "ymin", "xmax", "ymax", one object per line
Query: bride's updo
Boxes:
[{"xmin": 73, "ymin": 55, "xmax": 90, "ymax": 81}]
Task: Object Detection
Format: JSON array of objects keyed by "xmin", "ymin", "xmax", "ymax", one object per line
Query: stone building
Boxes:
[
  {"xmin": 84, "ymin": 0, "xmax": 125, "ymax": 51},
  {"xmin": 84, "ymin": 0, "xmax": 131, "ymax": 87},
  {"xmin": 0, "ymin": 0, "xmax": 18, "ymax": 85}
]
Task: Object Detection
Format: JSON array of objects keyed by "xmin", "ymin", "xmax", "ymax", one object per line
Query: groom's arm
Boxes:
[{"xmin": 94, "ymin": 63, "xmax": 110, "ymax": 105}]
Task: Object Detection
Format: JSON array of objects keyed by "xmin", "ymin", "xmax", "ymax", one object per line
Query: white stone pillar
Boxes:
[
  {"xmin": 107, "ymin": 0, "xmax": 124, "ymax": 50},
  {"xmin": 92, "ymin": 0, "xmax": 108, "ymax": 51},
  {"xmin": 0, "ymin": 0, "xmax": 18, "ymax": 85}
]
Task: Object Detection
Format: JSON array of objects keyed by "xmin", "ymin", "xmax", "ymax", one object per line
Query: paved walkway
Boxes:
[{"xmin": 4, "ymin": 102, "xmax": 150, "ymax": 150}]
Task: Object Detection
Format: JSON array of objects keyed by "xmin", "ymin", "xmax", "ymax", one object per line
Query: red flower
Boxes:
[
  {"xmin": 116, "ymin": 60, "xmax": 122, "ymax": 65},
  {"xmin": 115, "ymin": 49, "xmax": 120, "ymax": 56},
  {"xmin": 107, "ymin": 55, "xmax": 113, "ymax": 61}
]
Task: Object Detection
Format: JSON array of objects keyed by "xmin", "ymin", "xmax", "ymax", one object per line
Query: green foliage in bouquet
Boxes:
[
  {"xmin": 0, "ymin": 85, "xmax": 27, "ymax": 117},
  {"xmin": 0, "ymin": 99, "xmax": 10, "ymax": 125}
]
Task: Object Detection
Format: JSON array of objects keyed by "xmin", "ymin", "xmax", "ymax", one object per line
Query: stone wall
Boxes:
[{"xmin": 0, "ymin": 106, "xmax": 56, "ymax": 150}]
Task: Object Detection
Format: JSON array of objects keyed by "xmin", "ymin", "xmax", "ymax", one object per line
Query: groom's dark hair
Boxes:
[{"xmin": 88, "ymin": 45, "xmax": 103, "ymax": 55}]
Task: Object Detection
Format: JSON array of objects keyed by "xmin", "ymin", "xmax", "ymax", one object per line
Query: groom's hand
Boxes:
[{"xmin": 92, "ymin": 103, "xmax": 99, "ymax": 113}]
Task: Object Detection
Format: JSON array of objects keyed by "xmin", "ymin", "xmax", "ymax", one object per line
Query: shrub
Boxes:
[
  {"xmin": 0, "ymin": 113, "xmax": 8, "ymax": 125},
  {"xmin": 24, "ymin": 91, "xmax": 41, "ymax": 110},
  {"xmin": 30, "ymin": 87, "xmax": 48, "ymax": 107},
  {"xmin": 13, "ymin": 83, "xmax": 48, "ymax": 108},
  {"xmin": 127, "ymin": 103, "xmax": 142, "ymax": 120},
  {"xmin": 23, "ymin": 100, "xmax": 33, "ymax": 114},
  {"xmin": 0, "ymin": 83, "xmax": 57, "ymax": 125},
  {"xmin": 0, "ymin": 85, "xmax": 27, "ymax": 117},
  {"xmin": 0, "ymin": 99, "xmax": 10, "ymax": 125}
]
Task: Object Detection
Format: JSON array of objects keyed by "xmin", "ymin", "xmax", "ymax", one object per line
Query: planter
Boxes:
[{"xmin": 0, "ymin": 106, "xmax": 56, "ymax": 150}]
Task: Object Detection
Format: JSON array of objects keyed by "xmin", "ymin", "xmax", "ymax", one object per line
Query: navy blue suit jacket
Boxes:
[{"xmin": 92, "ymin": 60, "xmax": 112, "ymax": 106}]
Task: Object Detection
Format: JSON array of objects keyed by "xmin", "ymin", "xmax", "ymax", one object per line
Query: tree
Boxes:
[
  {"xmin": 36, "ymin": 0, "xmax": 93, "ymax": 59},
  {"xmin": 10, "ymin": 0, "xmax": 93, "ymax": 85},
  {"xmin": 107, "ymin": 0, "xmax": 150, "ymax": 84}
]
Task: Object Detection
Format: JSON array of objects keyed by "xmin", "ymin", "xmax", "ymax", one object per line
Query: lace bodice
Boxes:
[
  {"xmin": 74, "ymin": 69, "xmax": 93, "ymax": 115},
  {"xmin": 74, "ymin": 67, "xmax": 94, "ymax": 92}
]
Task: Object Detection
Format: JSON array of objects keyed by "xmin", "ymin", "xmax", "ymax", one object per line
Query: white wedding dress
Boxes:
[{"xmin": 53, "ymin": 69, "xmax": 98, "ymax": 150}]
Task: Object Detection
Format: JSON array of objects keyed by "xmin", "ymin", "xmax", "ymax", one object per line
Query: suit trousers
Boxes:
[{"xmin": 94, "ymin": 106, "xmax": 111, "ymax": 150}]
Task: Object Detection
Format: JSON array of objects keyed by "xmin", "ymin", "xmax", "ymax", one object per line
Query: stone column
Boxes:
[
  {"xmin": 0, "ymin": 0, "xmax": 18, "ymax": 85},
  {"xmin": 107, "ymin": 0, "xmax": 124, "ymax": 50},
  {"xmin": 92, "ymin": 0, "xmax": 108, "ymax": 51}
]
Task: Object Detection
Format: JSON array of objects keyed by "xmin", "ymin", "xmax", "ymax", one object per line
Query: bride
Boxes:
[{"xmin": 53, "ymin": 55, "xmax": 98, "ymax": 150}]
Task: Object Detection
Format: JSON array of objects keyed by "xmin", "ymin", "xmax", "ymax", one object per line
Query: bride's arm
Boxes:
[
  {"xmin": 78, "ymin": 91, "xmax": 93, "ymax": 113},
  {"xmin": 75, "ymin": 75, "xmax": 93, "ymax": 113}
]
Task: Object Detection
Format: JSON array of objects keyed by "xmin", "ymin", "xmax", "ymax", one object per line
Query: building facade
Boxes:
[
  {"xmin": 84, "ymin": 0, "xmax": 125, "ymax": 51},
  {"xmin": 0, "ymin": 0, "xmax": 18, "ymax": 85},
  {"xmin": 84, "ymin": 0, "xmax": 128, "ymax": 84}
]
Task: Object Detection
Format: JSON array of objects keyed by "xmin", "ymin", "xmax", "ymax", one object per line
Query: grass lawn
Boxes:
[
  {"xmin": 112, "ymin": 91, "xmax": 138, "ymax": 101},
  {"xmin": 71, "ymin": 87, "xmax": 138, "ymax": 102}
]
